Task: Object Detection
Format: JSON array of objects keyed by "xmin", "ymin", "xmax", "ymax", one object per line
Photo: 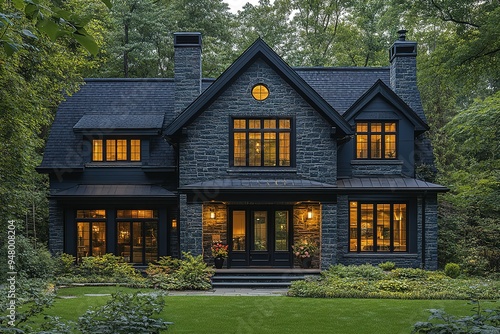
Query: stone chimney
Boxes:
[
  {"xmin": 389, "ymin": 29, "xmax": 427, "ymax": 123},
  {"xmin": 174, "ymin": 32, "xmax": 202, "ymax": 117}
]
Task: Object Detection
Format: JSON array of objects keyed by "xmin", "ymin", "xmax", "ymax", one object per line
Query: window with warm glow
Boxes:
[
  {"xmin": 356, "ymin": 122, "xmax": 397, "ymax": 159},
  {"xmin": 92, "ymin": 138, "xmax": 141, "ymax": 162},
  {"xmin": 251, "ymin": 84, "xmax": 269, "ymax": 101},
  {"xmin": 349, "ymin": 201, "xmax": 407, "ymax": 252},
  {"xmin": 76, "ymin": 209, "xmax": 107, "ymax": 260},
  {"xmin": 232, "ymin": 118, "xmax": 292, "ymax": 167},
  {"xmin": 116, "ymin": 209, "xmax": 158, "ymax": 264}
]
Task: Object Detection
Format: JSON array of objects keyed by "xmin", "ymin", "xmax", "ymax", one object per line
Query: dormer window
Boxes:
[
  {"xmin": 92, "ymin": 138, "xmax": 141, "ymax": 162},
  {"xmin": 356, "ymin": 122, "xmax": 397, "ymax": 159},
  {"xmin": 231, "ymin": 118, "xmax": 292, "ymax": 167}
]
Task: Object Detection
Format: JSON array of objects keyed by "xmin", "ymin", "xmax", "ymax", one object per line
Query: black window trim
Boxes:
[
  {"xmin": 349, "ymin": 200, "xmax": 408, "ymax": 253},
  {"xmin": 355, "ymin": 120, "xmax": 398, "ymax": 160},
  {"xmin": 91, "ymin": 136, "xmax": 142, "ymax": 162},
  {"xmin": 229, "ymin": 116, "xmax": 295, "ymax": 168}
]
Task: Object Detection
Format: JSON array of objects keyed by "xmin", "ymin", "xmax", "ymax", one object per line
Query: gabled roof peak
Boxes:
[{"xmin": 165, "ymin": 37, "xmax": 353, "ymax": 137}]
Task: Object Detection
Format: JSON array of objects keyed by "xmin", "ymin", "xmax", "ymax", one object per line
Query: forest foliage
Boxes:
[{"xmin": 0, "ymin": 0, "xmax": 498, "ymax": 274}]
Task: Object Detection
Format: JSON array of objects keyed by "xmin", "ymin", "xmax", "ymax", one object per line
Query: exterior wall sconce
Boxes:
[
  {"xmin": 210, "ymin": 207, "xmax": 216, "ymax": 219},
  {"xmin": 307, "ymin": 207, "xmax": 313, "ymax": 220},
  {"xmin": 171, "ymin": 219, "xmax": 177, "ymax": 229}
]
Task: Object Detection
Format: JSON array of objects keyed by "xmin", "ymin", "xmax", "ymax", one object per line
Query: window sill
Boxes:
[
  {"xmin": 351, "ymin": 160, "xmax": 403, "ymax": 165},
  {"xmin": 86, "ymin": 162, "xmax": 142, "ymax": 167},
  {"xmin": 344, "ymin": 252, "xmax": 417, "ymax": 258},
  {"xmin": 227, "ymin": 167, "xmax": 297, "ymax": 173}
]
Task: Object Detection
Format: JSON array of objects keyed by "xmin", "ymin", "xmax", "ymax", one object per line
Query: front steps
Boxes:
[{"xmin": 211, "ymin": 268, "xmax": 321, "ymax": 288}]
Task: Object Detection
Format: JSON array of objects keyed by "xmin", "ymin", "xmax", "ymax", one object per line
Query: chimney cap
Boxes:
[{"xmin": 174, "ymin": 32, "xmax": 202, "ymax": 48}]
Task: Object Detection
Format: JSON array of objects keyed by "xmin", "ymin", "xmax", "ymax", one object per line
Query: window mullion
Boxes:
[
  {"xmin": 357, "ymin": 205, "xmax": 361, "ymax": 253},
  {"xmin": 390, "ymin": 204, "xmax": 395, "ymax": 252}
]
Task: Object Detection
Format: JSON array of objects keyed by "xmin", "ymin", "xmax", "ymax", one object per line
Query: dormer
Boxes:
[
  {"xmin": 341, "ymin": 80, "xmax": 428, "ymax": 178},
  {"xmin": 73, "ymin": 114, "xmax": 165, "ymax": 167}
]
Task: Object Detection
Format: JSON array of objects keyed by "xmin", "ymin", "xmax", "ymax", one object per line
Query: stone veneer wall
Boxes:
[
  {"xmin": 351, "ymin": 160, "xmax": 403, "ymax": 176},
  {"xmin": 48, "ymin": 199, "xmax": 64, "ymax": 254},
  {"xmin": 424, "ymin": 195, "xmax": 438, "ymax": 270},
  {"xmin": 320, "ymin": 203, "xmax": 337, "ymax": 270},
  {"xmin": 178, "ymin": 58, "xmax": 338, "ymax": 187},
  {"xmin": 202, "ymin": 203, "xmax": 228, "ymax": 265},
  {"xmin": 293, "ymin": 204, "xmax": 321, "ymax": 268},
  {"xmin": 179, "ymin": 194, "xmax": 203, "ymax": 256}
]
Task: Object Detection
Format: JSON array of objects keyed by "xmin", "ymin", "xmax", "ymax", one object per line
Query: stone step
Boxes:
[{"xmin": 211, "ymin": 269, "xmax": 320, "ymax": 288}]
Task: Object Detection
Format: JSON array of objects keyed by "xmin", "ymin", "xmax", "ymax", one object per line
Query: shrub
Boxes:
[
  {"xmin": 54, "ymin": 253, "xmax": 77, "ymax": 276},
  {"xmin": 390, "ymin": 268, "xmax": 429, "ymax": 280},
  {"xmin": 378, "ymin": 261, "xmax": 396, "ymax": 271},
  {"xmin": 0, "ymin": 234, "xmax": 55, "ymax": 280},
  {"xmin": 58, "ymin": 254, "xmax": 146, "ymax": 285},
  {"xmin": 444, "ymin": 263, "xmax": 461, "ymax": 278},
  {"xmin": 412, "ymin": 301, "xmax": 500, "ymax": 333},
  {"xmin": 146, "ymin": 252, "xmax": 213, "ymax": 290},
  {"xmin": 324, "ymin": 264, "xmax": 385, "ymax": 280},
  {"xmin": 78, "ymin": 291, "xmax": 171, "ymax": 333}
]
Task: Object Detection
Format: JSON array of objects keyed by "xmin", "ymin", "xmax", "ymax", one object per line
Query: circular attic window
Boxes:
[{"xmin": 251, "ymin": 84, "xmax": 269, "ymax": 101}]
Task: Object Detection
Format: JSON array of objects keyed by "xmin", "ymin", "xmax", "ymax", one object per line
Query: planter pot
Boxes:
[
  {"xmin": 301, "ymin": 257, "xmax": 312, "ymax": 269},
  {"xmin": 214, "ymin": 256, "xmax": 225, "ymax": 269}
]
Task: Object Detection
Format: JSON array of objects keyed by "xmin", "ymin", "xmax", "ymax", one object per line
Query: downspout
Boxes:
[{"xmin": 421, "ymin": 193, "xmax": 426, "ymax": 269}]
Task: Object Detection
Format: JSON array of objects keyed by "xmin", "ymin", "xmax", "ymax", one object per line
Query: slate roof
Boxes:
[
  {"xmin": 295, "ymin": 67, "xmax": 391, "ymax": 114},
  {"xmin": 51, "ymin": 184, "xmax": 176, "ymax": 198},
  {"xmin": 39, "ymin": 79, "xmax": 214, "ymax": 170},
  {"xmin": 337, "ymin": 177, "xmax": 448, "ymax": 193},
  {"xmin": 73, "ymin": 114, "xmax": 165, "ymax": 134}
]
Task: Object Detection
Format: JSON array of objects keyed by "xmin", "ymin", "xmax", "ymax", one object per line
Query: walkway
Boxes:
[{"xmin": 166, "ymin": 287, "xmax": 289, "ymax": 296}]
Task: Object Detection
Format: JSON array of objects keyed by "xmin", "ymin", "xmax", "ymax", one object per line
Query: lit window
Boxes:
[
  {"xmin": 349, "ymin": 201, "xmax": 407, "ymax": 252},
  {"xmin": 232, "ymin": 118, "xmax": 292, "ymax": 167},
  {"xmin": 76, "ymin": 209, "xmax": 106, "ymax": 261},
  {"xmin": 251, "ymin": 84, "xmax": 269, "ymax": 101},
  {"xmin": 92, "ymin": 139, "xmax": 141, "ymax": 162},
  {"xmin": 356, "ymin": 122, "xmax": 397, "ymax": 159},
  {"xmin": 116, "ymin": 209, "xmax": 158, "ymax": 264}
]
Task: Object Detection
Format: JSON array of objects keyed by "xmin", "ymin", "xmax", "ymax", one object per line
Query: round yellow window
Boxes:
[{"xmin": 251, "ymin": 84, "xmax": 269, "ymax": 101}]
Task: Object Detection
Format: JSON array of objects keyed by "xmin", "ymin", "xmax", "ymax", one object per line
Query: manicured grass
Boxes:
[{"xmin": 39, "ymin": 287, "xmax": 497, "ymax": 334}]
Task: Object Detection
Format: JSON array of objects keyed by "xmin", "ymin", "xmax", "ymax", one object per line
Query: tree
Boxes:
[{"xmin": 0, "ymin": 0, "xmax": 107, "ymax": 242}]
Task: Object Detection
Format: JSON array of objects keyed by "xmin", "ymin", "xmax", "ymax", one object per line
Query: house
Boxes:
[{"xmin": 38, "ymin": 30, "xmax": 448, "ymax": 270}]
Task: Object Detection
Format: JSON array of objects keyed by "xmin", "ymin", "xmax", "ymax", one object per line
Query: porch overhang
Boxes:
[
  {"xmin": 180, "ymin": 178, "xmax": 337, "ymax": 203},
  {"xmin": 50, "ymin": 184, "xmax": 177, "ymax": 199},
  {"xmin": 337, "ymin": 177, "xmax": 449, "ymax": 194}
]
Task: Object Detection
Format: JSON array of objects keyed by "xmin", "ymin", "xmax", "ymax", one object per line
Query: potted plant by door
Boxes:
[
  {"xmin": 292, "ymin": 240, "xmax": 318, "ymax": 268},
  {"xmin": 211, "ymin": 241, "xmax": 228, "ymax": 269}
]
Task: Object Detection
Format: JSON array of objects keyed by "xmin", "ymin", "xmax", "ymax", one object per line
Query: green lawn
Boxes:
[{"xmin": 39, "ymin": 287, "xmax": 497, "ymax": 334}]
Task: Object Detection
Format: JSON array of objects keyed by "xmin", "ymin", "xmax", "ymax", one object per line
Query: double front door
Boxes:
[{"xmin": 228, "ymin": 207, "xmax": 293, "ymax": 267}]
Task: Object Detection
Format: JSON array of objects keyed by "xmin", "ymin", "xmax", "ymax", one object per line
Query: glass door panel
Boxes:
[
  {"xmin": 275, "ymin": 211, "xmax": 288, "ymax": 251},
  {"xmin": 92, "ymin": 222, "xmax": 106, "ymax": 256},
  {"xmin": 144, "ymin": 222, "xmax": 158, "ymax": 263},
  {"xmin": 77, "ymin": 222, "xmax": 90, "ymax": 259},
  {"xmin": 232, "ymin": 211, "xmax": 246, "ymax": 251},
  {"xmin": 117, "ymin": 222, "xmax": 131, "ymax": 262},
  {"xmin": 253, "ymin": 211, "xmax": 267, "ymax": 251},
  {"xmin": 132, "ymin": 222, "xmax": 143, "ymax": 263}
]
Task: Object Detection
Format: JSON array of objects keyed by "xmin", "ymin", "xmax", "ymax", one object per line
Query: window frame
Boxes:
[
  {"xmin": 349, "ymin": 201, "xmax": 408, "ymax": 253},
  {"xmin": 355, "ymin": 121, "xmax": 398, "ymax": 160},
  {"xmin": 116, "ymin": 210, "xmax": 159, "ymax": 264},
  {"xmin": 76, "ymin": 210, "xmax": 107, "ymax": 261},
  {"xmin": 230, "ymin": 117, "xmax": 294, "ymax": 168},
  {"xmin": 91, "ymin": 137, "xmax": 141, "ymax": 162}
]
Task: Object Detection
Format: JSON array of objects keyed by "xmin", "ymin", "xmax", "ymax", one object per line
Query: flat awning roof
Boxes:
[
  {"xmin": 180, "ymin": 178, "xmax": 337, "ymax": 192},
  {"xmin": 51, "ymin": 184, "xmax": 176, "ymax": 198},
  {"xmin": 337, "ymin": 177, "xmax": 449, "ymax": 193}
]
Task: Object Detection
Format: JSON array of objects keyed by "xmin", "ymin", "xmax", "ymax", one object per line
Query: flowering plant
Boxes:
[
  {"xmin": 292, "ymin": 240, "xmax": 318, "ymax": 259},
  {"xmin": 211, "ymin": 241, "xmax": 228, "ymax": 258}
]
